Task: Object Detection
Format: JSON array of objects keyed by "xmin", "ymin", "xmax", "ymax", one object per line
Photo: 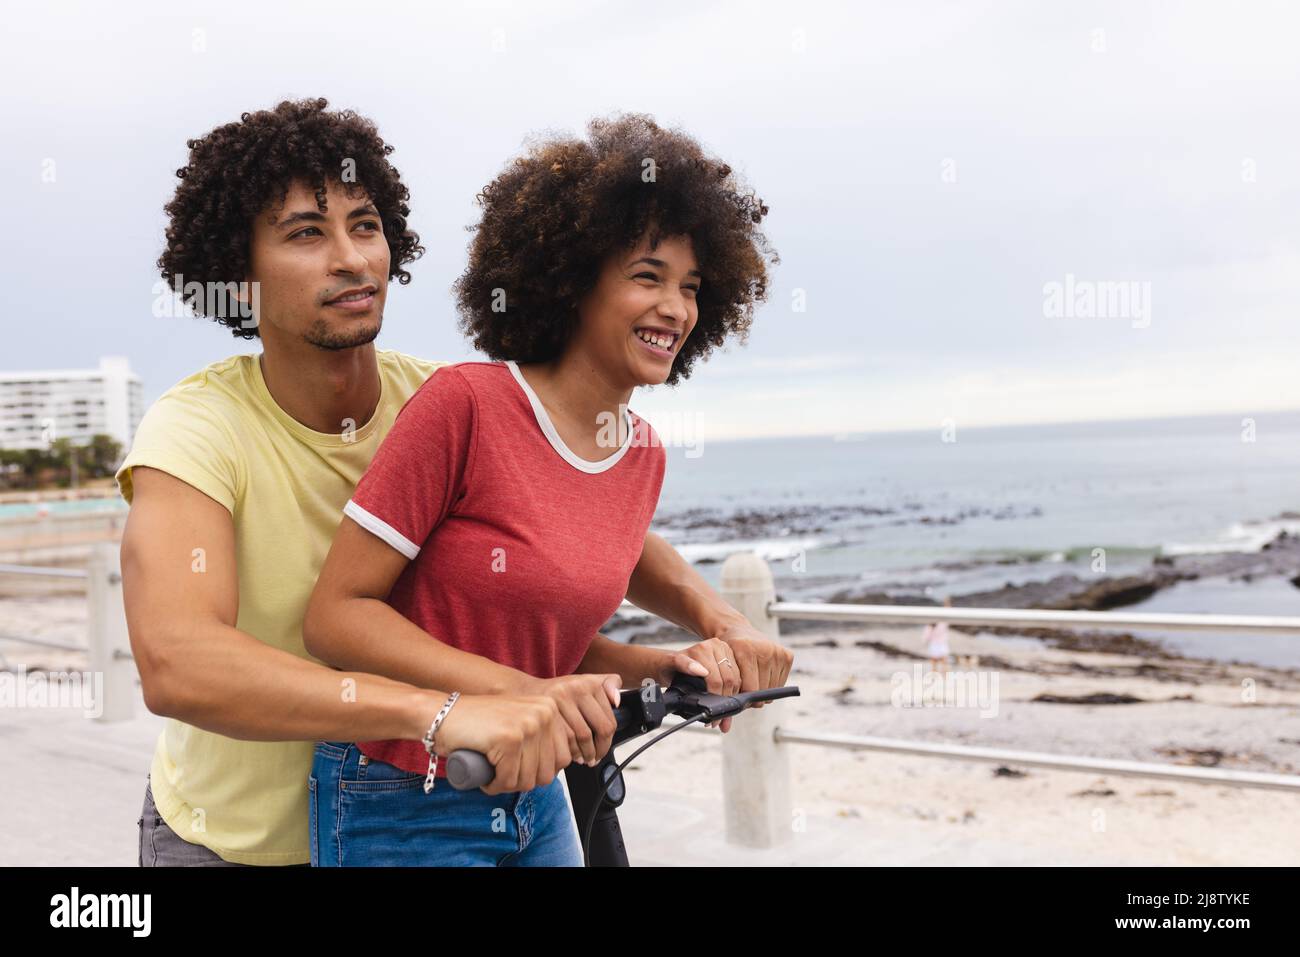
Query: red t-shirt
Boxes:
[{"xmin": 345, "ymin": 360, "xmax": 666, "ymax": 775}]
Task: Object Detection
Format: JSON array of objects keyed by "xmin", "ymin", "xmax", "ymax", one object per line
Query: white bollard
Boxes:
[
  {"xmin": 718, "ymin": 551, "xmax": 792, "ymax": 849},
  {"xmin": 87, "ymin": 542, "xmax": 134, "ymax": 722}
]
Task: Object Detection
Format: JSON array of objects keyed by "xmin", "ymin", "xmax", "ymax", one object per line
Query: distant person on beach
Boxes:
[
  {"xmin": 117, "ymin": 98, "xmax": 790, "ymax": 867},
  {"xmin": 303, "ymin": 113, "xmax": 790, "ymax": 865},
  {"xmin": 924, "ymin": 597, "xmax": 953, "ymax": 673}
]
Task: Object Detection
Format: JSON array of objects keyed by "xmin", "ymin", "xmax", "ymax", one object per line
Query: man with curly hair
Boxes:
[{"xmin": 117, "ymin": 99, "xmax": 789, "ymax": 866}]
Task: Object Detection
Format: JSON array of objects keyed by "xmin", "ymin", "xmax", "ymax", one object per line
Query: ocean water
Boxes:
[
  {"xmin": 646, "ymin": 409, "xmax": 1300, "ymax": 666},
  {"xmin": 7, "ymin": 409, "xmax": 1298, "ymax": 665}
]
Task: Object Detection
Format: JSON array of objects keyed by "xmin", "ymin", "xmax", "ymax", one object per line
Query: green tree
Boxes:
[
  {"xmin": 85, "ymin": 434, "xmax": 123, "ymax": 478},
  {"xmin": 48, "ymin": 438, "xmax": 74, "ymax": 487}
]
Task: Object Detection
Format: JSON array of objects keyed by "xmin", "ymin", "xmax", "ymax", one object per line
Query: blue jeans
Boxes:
[{"xmin": 309, "ymin": 741, "xmax": 584, "ymax": 867}]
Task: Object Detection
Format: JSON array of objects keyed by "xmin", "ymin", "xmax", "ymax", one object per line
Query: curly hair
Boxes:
[
  {"xmin": 452, "ymin": 113, "xmax": 777, "ymax": 385},
  {"xmin": 159, "ymin": 97, "xmax": 423, "ymax": 338}
]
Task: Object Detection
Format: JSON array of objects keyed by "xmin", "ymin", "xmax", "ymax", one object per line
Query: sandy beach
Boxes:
[
  {"xmin": 632, "ymin": 623, "xmax": 1300, "ymax": 866},
  {"xmin": 2, "ymin": 592, "xmax": 1297, "ymax": 866}
]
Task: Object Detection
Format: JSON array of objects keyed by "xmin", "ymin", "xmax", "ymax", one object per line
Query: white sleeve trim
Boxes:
[{"xmin": 343, "ymin": 499, "xmax": 420, "ymax": 560}]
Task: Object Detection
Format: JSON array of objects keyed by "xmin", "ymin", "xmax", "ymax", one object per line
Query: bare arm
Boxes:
[
  {"xmin": 120, "ymin": 464, "xmax": 574, "ymax": 756},
  {"xmin": 304, "ymin": 529, "xmax": 734, "ymax": 697},
  {"xmin": 122, "ymin": 466, "xmax": 574, "ymax": 793},
  {"xmin": 576, "ymin": 633, "xmax": 674, "ymax": 689},
  {"xmin": 302, "ymin": 515, "xmax": 534, "ymax": 696},
  {"xmin": 304, "ymin": 514, "xmax": 622, "ymax": 766},
  {"xmin": 618, "ymin": 531, "xmax": 796, "ymax": 730},
  {"xmin": 120, "ymin": 466, "xmax": 458, "ymax": 742},
  {"xmin": 625, "ymin": 531, "xmax": 750, "ymax": 639},
  {"xmin": 578, "ymin": 532, "xmax": 752, "ymax": 688}
]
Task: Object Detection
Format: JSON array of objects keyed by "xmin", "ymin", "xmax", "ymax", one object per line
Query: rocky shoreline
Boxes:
[
  {"xmin": 822, "ymin": 528, "xmax": 1300, "ymax": 615},
  {"xmin": 624, "ymin": 529, "xmax": 1300, "ymax": 685},
  {"xmin": 653, "ymin": 500, "xmax": 1045, "ymax": 549}
]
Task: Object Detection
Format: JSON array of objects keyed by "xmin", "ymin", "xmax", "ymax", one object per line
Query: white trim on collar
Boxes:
[{"xmin": 504, "ymin": 360, "xmax": 634, "ymax": 474}]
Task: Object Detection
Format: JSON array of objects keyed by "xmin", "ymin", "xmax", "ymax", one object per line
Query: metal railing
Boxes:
[
  {"xmin": 4, "ymin": 545, "xmax": 1297, "ymax": 850},
  {"xmin": 0, "ymin": 543, "xmax": 134, "ymax": 721},
  {"xmin": 708, "ymin": 551, "xmax": 1300, "ymax": 850},
  {"xmin": 767, "ymin": 600, "xmax": 1300, "ymax": 634},
  {"xmin": 0, "ymin": 563, "xmax": 88, "ymax": 580}
]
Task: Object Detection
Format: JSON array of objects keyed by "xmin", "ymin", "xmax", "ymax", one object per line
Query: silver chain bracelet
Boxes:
[{"xmin": 421, "ymin": 691, "xmax": 461, "ymax": 793}]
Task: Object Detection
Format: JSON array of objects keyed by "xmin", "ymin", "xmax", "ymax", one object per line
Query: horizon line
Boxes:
[{"xmin": 686, "ymin": 405, "xmax": 1300, "ymax": 445}]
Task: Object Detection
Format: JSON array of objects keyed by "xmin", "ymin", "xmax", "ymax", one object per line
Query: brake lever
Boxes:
[
  {"xmin": 663, "ymin": 672, "xmax": 800, "ymax": 721},
  {"xmin": 674, "ymin": 687, "xmax": 746, "ymax": 721}
]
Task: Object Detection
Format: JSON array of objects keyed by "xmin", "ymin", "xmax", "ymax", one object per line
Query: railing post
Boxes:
[
  {"xmin": 87, "ymin": 542, "xmax": 133, "ymax": 722},
  {"xmin": 719, "ymin": 551, "xmax": 792, "ymax": 848}
]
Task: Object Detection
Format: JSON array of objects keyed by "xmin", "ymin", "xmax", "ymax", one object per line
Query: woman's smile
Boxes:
[{"xmin": 631, "ymin": 325, "xmax": 680, "ymax": 360}]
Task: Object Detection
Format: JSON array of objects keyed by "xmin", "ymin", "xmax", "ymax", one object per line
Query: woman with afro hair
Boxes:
[{"xmin": 303, "ymin": 113, "xmax": 787, "ymax": 866}]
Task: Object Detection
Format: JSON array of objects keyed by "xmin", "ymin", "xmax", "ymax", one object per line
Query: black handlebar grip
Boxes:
[{"xmin": 445, "ymin": 749, "xmax": 495, "ymax": 790}]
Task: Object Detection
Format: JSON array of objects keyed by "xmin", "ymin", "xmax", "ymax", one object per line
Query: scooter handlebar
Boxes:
[
  {"xmin": 443, "ymin": 675, "xmax": 801, "ymax": 791},
  {"xmin": 445, "ymin": 749, "xmax": 496, "ymax": 790}
]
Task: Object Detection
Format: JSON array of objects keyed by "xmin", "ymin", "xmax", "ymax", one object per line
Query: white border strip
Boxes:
[
  {"xmin": 505, "ymin": 360, "xmax": 633, "ymax": 474},
  {"xmin": 343, "ymin": 499, "xmax": 420, "ymax": 560}
]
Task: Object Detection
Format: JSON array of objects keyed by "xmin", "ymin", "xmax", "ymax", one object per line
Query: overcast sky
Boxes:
[{"xmin": 3, "ymin": 0, "xmax": 1297, "ymax": 440}]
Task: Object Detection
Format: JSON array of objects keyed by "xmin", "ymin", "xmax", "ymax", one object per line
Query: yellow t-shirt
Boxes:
[{"xmin": 115, "ymin": 348, "xmax": 447, "ymax": 865}]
